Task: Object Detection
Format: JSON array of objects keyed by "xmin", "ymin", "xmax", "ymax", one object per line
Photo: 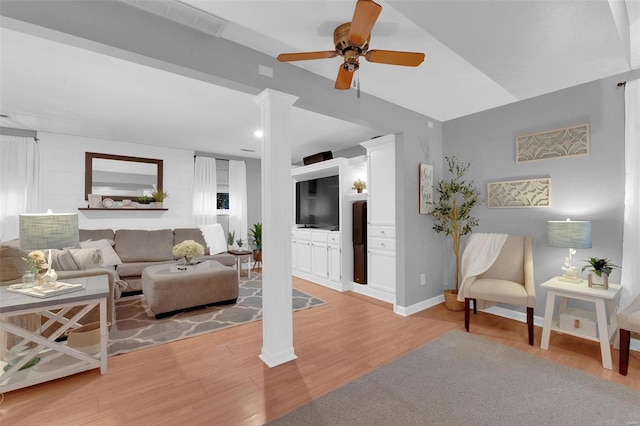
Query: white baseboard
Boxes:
[{"xmin": 395, "ymin": 294, "xmax": 444, "ymax": 316}]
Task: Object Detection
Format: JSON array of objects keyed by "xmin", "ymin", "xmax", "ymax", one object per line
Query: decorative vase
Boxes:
[
  {"xmin": 443, "ymin": 289, "xmax": 465, "ymax": 311},
  {"xmin": 155, "ymin": 201, "xmax": 163, "ymax": 209},
  {"xmin": 253, "ymin": 250, "xmax": 262, "ymax": 262},
  {"xmin": 588, "ymin": 272, "xmax": 608, "ymax": 289},
  {"xmin": 22, "ymin": 272, "xmax": 36, "ymax": 288},
  {"xmin": 356, "ymin": 188, "xmax": 363, "ymax": 193}
]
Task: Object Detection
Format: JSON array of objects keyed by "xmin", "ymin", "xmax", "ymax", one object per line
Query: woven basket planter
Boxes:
[{"xmin": 443, "ymin": 289, "xmax": 465, "ymax": 311}]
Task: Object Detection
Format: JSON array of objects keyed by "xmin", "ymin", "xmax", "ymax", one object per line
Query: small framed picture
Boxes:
[
  {"xmin": 419, "ymin": 164, "xmax": 433, "ymax": 215},
  {"xmin": 88, "ymin": 194, "xmax": 103, "ymax": 208}
]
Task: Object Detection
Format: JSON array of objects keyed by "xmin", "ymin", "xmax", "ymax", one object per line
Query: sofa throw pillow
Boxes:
[
  {"xmin": 80, "ymin": 239, "xmax": 122, "ymax": 267},
  {"xmin": 0, "ymin": 241, "xmax": 30, "ymax": 282},
  {"xmin": 50, "ymin": 249, "xmax": 80, "ymax": 271},
  {"xmin": 69, "ymin": 248, "xmax": 103, "ymax": 269}
]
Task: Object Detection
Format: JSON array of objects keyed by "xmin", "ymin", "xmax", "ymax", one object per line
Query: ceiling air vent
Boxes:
[{"xmin": 122, "ymin": 0, "xmax": 228, "ymax": 37}]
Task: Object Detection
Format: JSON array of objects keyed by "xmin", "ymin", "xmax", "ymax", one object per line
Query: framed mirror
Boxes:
[{"xmin": 85, "ymin": 152, "xmax": 163, "ymax": 201}]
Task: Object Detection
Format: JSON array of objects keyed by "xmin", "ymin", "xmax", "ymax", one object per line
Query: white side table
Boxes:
[
  {"xmin": 229, "ymin": 250, "xmax": 253, "ymax": 280},
  {"xmin": 540, "ymin": 276, "xmax": 622, "ymax": 370},
  {"xmin": 0, "ymin": 275, "xmax": 109, "ymax": 392}
]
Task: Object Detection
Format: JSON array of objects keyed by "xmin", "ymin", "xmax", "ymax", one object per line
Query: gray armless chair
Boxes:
[
  {"xmin": 461, "ymin": 235, "xmax": 536, "ymax": 345},
  {"xmin": 618, "ymin": 294, "xmax": 640, "ymax": 375}
]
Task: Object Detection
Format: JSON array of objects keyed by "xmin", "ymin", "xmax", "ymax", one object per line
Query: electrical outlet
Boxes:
[{"xmin": 420, "ymin": 273, "xmax": 426, "ymax": 285}]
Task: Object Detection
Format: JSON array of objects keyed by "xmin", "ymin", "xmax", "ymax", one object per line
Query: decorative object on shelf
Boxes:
[
  {"xmin": 249, "ymin": 222, "xmax": 262, "ymax": 267},
  {"xmin": 88, "ymin": 194, "xmax": 103, "ymax": 208},
  {"xmin": 418, "ymin": 163, "xmax": 433, "ymax": 214},
  {"xmin": 121, "ymin": 199, "xmax": 133, "ymax": 208},
  {"xmin": 516, "ymin": 123, "xmax": 590, "ymax": 163},
  {"xmin": 151, "ymin": 190, "xmax": 169, "ymax": 209},
  {"xmin": 135, "ymin": 195, "xmax": 153, "ymax": 208},
  {"xmin": 487, "ymin": 177, "xmax": 551, "ymax": 208},
  {"xmin": 236, "ymin": 238, "xmax": 244, "ymax": 251},
  {"xmin": 171, "ymin": 239, "xmax": 204, "ymax": 269},
  {"xmin": 428, "ymin": 156, "xmax": 480, "ymax": 310},
  {"xmin": 227, "ymin": 230, "xmax": 236, "ymax": 251},
  {"xmin": 101, "ymin": 198, "xmax": 116, "ymax": 209},
  {"xmin": 547, "ymin": 219, "xmax": 592, "ymax": 283},
  {"xmin": 352, "ymin": 178, "xmax": 367, "ymax": 194},
  {"xmin": 582, "ymin": 257, "xmax": 619, "ymax": 289}
]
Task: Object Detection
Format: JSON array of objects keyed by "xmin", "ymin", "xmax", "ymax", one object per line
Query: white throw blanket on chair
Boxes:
[
  {"xmin": 457, "ymin": 233, "xmax": 508, "ymax": 302},
  {"xmin": 199, "ymin": 223, "xmax": 228, "ymax": 255}
]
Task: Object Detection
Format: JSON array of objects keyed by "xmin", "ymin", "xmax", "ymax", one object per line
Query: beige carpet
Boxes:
[
  {"xmin": 270, "ymin": 330, "xmax": 640, "ymax": 425},
  {"xmin": 108, "ymin": 273, "xmax": 324, "ymax": 356}
]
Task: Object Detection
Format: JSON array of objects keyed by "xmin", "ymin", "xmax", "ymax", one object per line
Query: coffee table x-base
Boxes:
[{"xmin": 540, "ymin": 277, "xmax": 621, "ymax": 370}]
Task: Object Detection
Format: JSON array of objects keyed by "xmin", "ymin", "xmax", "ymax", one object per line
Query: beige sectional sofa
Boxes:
[
  {"xmin": 0, "ymin": 228, "xmax": 236, "ymax": 325},
  {"xmin": 79, "ymin": 228, "xmax": 236, "ymax": 293}
]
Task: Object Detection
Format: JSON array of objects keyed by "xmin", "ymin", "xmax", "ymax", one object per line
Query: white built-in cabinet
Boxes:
[
  {"xmin": 291, "ymin": 228, "xmax": 342, "ymax": 290},
  {"xmin": 359, "ymin": 136, "xmax": 396, "ymax": 303},
  {"xmin": 290, "ymin": 135, "xmax": 395, "ymax": 304}
]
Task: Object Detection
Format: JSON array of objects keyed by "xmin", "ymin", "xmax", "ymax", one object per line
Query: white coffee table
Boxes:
[{"xmin": 540, "ymin": 276, "xmax": 622, "ymax": 370}]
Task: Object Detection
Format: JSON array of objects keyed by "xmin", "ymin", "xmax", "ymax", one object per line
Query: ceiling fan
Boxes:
[{"xmin": 277, "ymin": 0, "xmax": 425, "ymax": 90}]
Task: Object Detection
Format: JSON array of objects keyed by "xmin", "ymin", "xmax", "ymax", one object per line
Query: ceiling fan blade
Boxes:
[
  {"xmin": 349, "ymin": 0, "xmax": 382, "ymax": 45},
  {"xmin": 335, "ymin": 65, "xmax": 354, "ymax": 90},
  {"xmin": 364, "ymin": 50, "xmax": 425, "ymax": 67},
  {"xmin": 277, "ymin": 51, "xmax": 337, "ymax": 62}
]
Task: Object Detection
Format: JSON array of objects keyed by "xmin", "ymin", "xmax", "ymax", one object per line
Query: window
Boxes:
[{"xmin": 216, "ymin": 159, "xmax": 229, "ymax": 213}]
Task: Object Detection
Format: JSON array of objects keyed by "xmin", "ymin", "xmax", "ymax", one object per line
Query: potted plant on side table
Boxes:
[
  {"xmin": 249, "ymin": 222, "xmax": 262, "ymax": 267},
  {"xmin": 428, "ymin": 156, "xmax": 481, "ymax": 311},
  {"xmin": 582, "ymin": 257, "xmax": 619, "ymax": 289}
]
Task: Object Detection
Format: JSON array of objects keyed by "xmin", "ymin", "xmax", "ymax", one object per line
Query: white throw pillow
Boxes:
[{"xmin": 80, "ymin": 239, "xmax": 122, "ymax": 267}]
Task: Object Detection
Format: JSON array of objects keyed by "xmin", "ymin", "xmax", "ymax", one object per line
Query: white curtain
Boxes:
[
  {"xmin": 228, "ymin": 160, "xmax": 248, "ymax": 246},
  {"xmin": 621, "ymin": 79, "xmax": 640, "ymax": 309},
  {"xmin": 192, "ymin": 156, "xmax": 217, "ymax": 226},
  {"xmin": 0, "ymin": 135, "xmax": 41, "ymax": 241}
]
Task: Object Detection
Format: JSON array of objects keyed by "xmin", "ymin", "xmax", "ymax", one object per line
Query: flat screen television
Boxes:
[{"xmin": 296, "ymin": 175, "xmax": 340, "ymax": 229}]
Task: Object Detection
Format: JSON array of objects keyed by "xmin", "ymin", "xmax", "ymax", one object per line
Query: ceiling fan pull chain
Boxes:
[{"xmin": 357, "ymin": 72, "xmax": 361, "ymax": 98}]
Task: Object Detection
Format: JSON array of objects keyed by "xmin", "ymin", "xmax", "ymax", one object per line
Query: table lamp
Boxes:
[
  {"xmin": 547, "ymin": 219, "xmax": 591, "ymax": 283},
  {"xmin": 19, "ymin": 210, "xmax": 80, "ymax": 271}
]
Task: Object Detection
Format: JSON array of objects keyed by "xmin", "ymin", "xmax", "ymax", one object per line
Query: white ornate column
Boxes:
[{"xmin": 254, "ymin": 89, "xmax": 299, "ymax": 367}]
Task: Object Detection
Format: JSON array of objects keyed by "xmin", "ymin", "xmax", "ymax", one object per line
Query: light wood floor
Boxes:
[{"xmin": 1, "ymin": 276, "xmax": 639, "ymax": 425}]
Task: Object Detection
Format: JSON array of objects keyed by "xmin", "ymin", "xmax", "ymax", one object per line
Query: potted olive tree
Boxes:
[{"xmin": 428, "ymin": 156, "xmax": 481, "ymax": 311}]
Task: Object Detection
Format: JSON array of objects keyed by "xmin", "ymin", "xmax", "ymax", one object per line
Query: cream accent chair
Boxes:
[
  {"xmin": 617, "ymin": 294, "xmax": 640, "ymax": 375},
  {"xmin": 462, "ymin": 235, "xmax": 536, "ymax": 345}
]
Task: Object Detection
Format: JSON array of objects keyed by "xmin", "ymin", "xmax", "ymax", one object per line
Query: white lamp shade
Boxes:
[
  {"xmin": 19, "ymin": 213, "xmax": 79, "ymax": 250},
  {"xmin": 547, "ymin": 220, "xmax": 592, "ymax": 249}
]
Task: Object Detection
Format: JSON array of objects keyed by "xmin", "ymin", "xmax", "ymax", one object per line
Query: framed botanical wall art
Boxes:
[
  {"xmin": 487, "ymin": 178, "xmax": 551, "ymax": 208},
  {"xmin": 419, "ymin": 163, "xmax": 433, "ymax": 214}
]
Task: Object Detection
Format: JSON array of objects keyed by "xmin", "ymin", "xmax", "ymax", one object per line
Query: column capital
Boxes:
[{"xmin": 254, "ymin": 89, "xmax": 299, "ymax": 108}]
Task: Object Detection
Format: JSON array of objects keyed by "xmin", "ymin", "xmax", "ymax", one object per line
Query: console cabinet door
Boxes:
[
  {"xmin": 297, "ymin": 231, "xmax": 312, "ymax": 274},
  {"xmin": 328, "ymin": 244, "xmax": 341, "ymax": 283},
  {"xmin": 368, "ymin": 250, "xmax": 396, "ymax": 293},
  {"xmin": 291, "ymin": 234, "xmax": 298, "ymax": 271},
  {"xmin": 312, "ymin": 243, "xmax": 328, "ymax": 279}
]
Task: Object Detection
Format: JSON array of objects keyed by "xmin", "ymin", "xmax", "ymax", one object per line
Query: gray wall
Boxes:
[{"xmin": 443, "ymin": 73, "xmax": 629, "ymax": 314}]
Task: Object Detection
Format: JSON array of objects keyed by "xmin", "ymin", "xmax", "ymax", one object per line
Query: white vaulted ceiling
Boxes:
[{"xmin": 0, "ymin": 0, "xmax": 636, "ymax": 162}]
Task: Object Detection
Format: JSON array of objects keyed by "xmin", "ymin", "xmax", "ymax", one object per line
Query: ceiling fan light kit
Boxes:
[{"xmin": 277, "ymin": 0, "xmax": 425, "ymax": 90}]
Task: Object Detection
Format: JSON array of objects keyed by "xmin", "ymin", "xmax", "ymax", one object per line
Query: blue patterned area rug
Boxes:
[{"xmin": 108, "ymin": 273, "xmax": 324, "ymax": 356}]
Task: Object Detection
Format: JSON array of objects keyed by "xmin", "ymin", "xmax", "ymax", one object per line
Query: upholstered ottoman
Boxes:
[{"xmin": 142, "ymin": 260, "xmax": 238, "ymax": 318}]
